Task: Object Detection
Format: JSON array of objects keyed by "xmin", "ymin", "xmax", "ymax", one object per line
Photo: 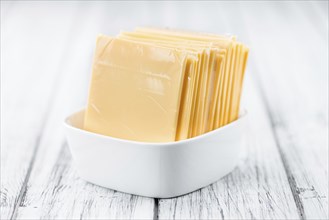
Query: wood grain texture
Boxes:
[
  {"xmin": 1, "ymin": 2, "xmax": 82, "ymax": 219},
  {"xmin": 1, "ymin": 1, "xmax": 328, "ymax": 220},
  {"xmin": 1, "ymin": 2, "xmax": 155, "ymax": 219},
  {"xmin": 239, "ymin": 2, "xmax": 328, "ymax": 219},
  {"xmin": 158, "ymin": 2, "xmax": 327, "ymax": 219},
  {"xmin": 157, "ymin": 75, "xmax": 300, "ymax": 220}
]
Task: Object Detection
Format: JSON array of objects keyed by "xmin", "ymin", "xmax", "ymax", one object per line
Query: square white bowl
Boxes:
[{"xmin": 64, "ymin": 109, "xmax": 247, "ymax": 198}]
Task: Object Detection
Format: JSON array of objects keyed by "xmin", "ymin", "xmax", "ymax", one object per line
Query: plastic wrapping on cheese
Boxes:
[{"xmin": 84, "ymin": 28, "xmax": 249, "ymax": 142}]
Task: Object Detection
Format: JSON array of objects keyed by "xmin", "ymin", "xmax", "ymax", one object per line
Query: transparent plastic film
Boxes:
[
  {"xmin": 84, "ymin": 35, "xmax": 188, "ymax": 142},
  {"xmin": 84, "ymin": 28, "xmax": 249, "ymax": 142}
]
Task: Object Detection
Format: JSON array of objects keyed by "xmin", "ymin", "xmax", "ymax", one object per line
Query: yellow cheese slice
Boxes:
[
  {"xmin": 216, "ymin": 45, "xmax": 234, "ymax": 128},
  {"xmin": 134, "ymin": 28, "xmax": 249, "ymax": 132},
  {"xmin": 233, "ymin": 47, "xmax": 249, "ymax": 119},
  {"xmin": 85, "ymin": 28, "xmax": 249, "ymax": 142},
  {"xmin": 133, "ymin": 28, "xmax": 237, "ymax": 132},
  {"xmin": 129, "ymin": 29, "xmax": 231, "ymax": 136},
  {"xmin": 175, "ymin": 59, "xmax": 197, "ymax": 140},
  {"xmin": 119, "ymin": 31, "xmax": 217, "ymax": 139},
  {"xmin": 203, "ymin": 51, "xmax": 226, "ymax": 132},
  {"xmin": 118, "ymin": 33, "xmax": 203, "ymax": 140},
  {"xmin": 225, "ymin": 43, "xmax": 240, "ymax": 124},
  {"xmin": 205, "ymin": 52, "xmax": 224, "ymax": 131},
  {"xmin": 228, "ymin": 45, "xmax": 249, "ymax": 122},
  {"xmin": 229, "ymin": 44, "xmax": 242, "ymax": 122},
  {"xmin": 84, "ymin": 35, "xmax": 188, "ymax": 142},
  {"xmin": 135, "ymin": 27, "xmax": 234, "ymax": 42}
]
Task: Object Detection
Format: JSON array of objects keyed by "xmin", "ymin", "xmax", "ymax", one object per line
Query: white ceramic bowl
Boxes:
[{"xmin": 64, "ymin": 109, "xmax": 247, "ymax": 198}]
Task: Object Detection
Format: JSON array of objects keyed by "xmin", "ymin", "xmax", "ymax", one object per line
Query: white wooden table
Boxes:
[{"xmin": 1, "ymin": 1, "xmax": 328, "ymax": 219}]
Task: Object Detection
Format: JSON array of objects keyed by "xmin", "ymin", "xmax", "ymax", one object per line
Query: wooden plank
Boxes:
[
  {"xmin": 239, "ymin": 1, "xmax": 328, "ymax": 219},
  {"xmin": 16, "ymin": 144, "xmax": 154, "ymax": 219},
  {"xmin": 158, "ymin": 74, "xmax": 300, "ymax": 219},
  {"xmin": 155, "ymin": 2, "xmax": 300, "ymax": 219},
  {"xmin": 1, "ymin": 2, "xmax": 155, "ymax": 219},
  {"xmin": 0, "ymin": 2, "xmax": 83, "ymax": 219},
  {"xmin": 1, "ymin": 1, "xmax": 327, "ymax": 219}
]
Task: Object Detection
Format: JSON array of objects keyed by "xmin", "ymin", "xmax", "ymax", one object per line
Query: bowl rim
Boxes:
[{"xmin": 64, "ymin": 108, "xmax": 247, "ymax": 147}]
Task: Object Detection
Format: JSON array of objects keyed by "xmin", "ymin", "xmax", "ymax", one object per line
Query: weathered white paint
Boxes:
[
  {"xmin": 1, "ymin": 2, "xmax": 83, "ymax": 219},
  {"xmin": 0, "ymin": 2, "xmax": 155, "ymax": 219},
  {"xmin": 158, "ymin": 75, "xmax": 300, "ymax": 219},
  {"xmin": 1, "ymin": 1, "xmax": 328, "ymax": 220},
  {"xmin": 240, "ymin": 2, "xmax": 328, "ymax": 219}
]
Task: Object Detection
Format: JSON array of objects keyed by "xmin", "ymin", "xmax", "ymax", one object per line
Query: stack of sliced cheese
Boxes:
[{"xmin": 84, "ymin": 27, "xmax": 249, "ymax": 142}]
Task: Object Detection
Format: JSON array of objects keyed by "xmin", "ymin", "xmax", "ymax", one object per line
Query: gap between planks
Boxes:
[
  {"xmin": 153, "ymin": 198, "xmax": 159, "ymax": 220},
  {"xmin": 249, "ymin": 63, "xmax": 306, "ymax": 220},
  {"xmin": 7, "ymin": 5, "xmax": 88, "ymax": 219},
  {"xmin": 8, "ymin": 66, "xmax": 68, "ymax": 219}
]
